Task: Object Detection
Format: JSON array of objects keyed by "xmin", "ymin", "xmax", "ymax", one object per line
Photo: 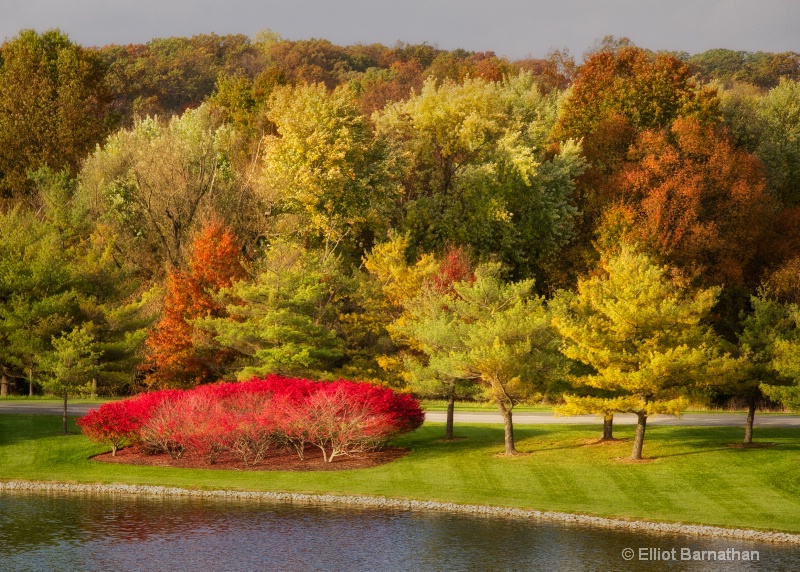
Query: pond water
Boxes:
[{"xmin": 0, "ymin": 492, "xmax": 797, "ymax": 571}]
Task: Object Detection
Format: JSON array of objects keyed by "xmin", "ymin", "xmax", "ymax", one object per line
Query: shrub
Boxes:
[
  {"xmin": 169, "ymin": 392, "xmax": 234, "ymax": 464},
  {"xmin": 79, "ymin": 376, "xmax": 425, "ymax": 464},
  {"xmin": 138, "ymin": 397, "xmax": 187, "ymax": 459},
  {"xmin": 76, "ymin": 401, "xmax": 136, "ymax": 456},
  {"xmin": 303, "ymin": 382, "xmax": 395, "ymax": 462},
  {"xmin": 225, "ymin": 390, "xmax": 278, "ymax": 465}
]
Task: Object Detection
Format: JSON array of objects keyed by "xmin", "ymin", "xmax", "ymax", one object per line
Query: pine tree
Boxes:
[
  {"xmin": 42, "ymin": 326, "xmax": 99, "ymax": 434},
  {"xmin": 394, "ymin": 263, "xmax": 562, "ymax": 454},
  {"xmin": 552, "ymin": 244, "xmax": 733, "ymax": 460}
]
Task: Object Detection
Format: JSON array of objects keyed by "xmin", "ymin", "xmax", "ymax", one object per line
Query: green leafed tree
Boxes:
[
  {"xmin": 198, "ymin": 241, "xmax": 346, "ymax": 380},
  {"xmin": 759, "ymin": 302, "xmax": 800, "ymax": 410},
  {"xmin": 337, "ymin": 234, "xmax": 439, "ymax": 387},
  {"xmin": 259, "ymin": 83, "xmax": 396, "ymax": 264},
  {"xmin": 42, "ymin": 326, "xmax": 100, "ymax": 434},
  {"xmin": 78, "ymin": 103, "xmax": 258, "ymax": 277},
  {"xmin": 375, "ymin": 74, "xmax": 584, "ymax": 279},
  {"xmin": 0, "ymin": 205, "xmax": 78, "ymax": 397},
  {"xmin": 555, "ymin": 394, "xmax": 643, "ymax": 442},
  {"xmin": 756, "ymin": 79, "xmax": 800, "ymax": 206},
  {"xmin": 394, "ymin": 263, "xmax": 563, "ymax": 454},
  {"xmin": 735, "ymin": 295, "xmax": 797, "ymax": 443},
  {"xmin": 380, "ymin": 244, "xmax": 477, "ymax": 438},
  {"xmin": 0, "ymin": 168, "xmax": 146, "ymax": 399},
  {"xmin": 0, "ymin": 29, "xmax": 110, "ymax": 199},
  {"xmin": 551, "ymin": 244, "xmax": 733, "ymax": 460}
]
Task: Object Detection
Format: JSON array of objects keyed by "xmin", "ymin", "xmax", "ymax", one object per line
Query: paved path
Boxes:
[
  {"xmin": 0, "ymin": 402, "xmax": 100, "ymax": 416},
  {"xmin": 424, "ymin": 411, "xmax": 800, "ymax": 427},
  {"xmin": 3, "ymin": 401, "xmax": 800, "ymax": 427}
]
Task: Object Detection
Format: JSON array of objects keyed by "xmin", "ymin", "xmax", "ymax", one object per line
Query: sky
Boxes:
[{"xmin": 1, "ymin": 0, "xmax": 797, "ymax": 59}]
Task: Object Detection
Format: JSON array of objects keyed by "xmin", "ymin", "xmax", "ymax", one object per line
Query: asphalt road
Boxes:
[
  {"xmin": 2, "ymin": 401, "xmax": 800, "ymax": 427},
  {"xmin": 0, "ymin": 402, "xmax": 101, "ymax": 416},
  {"xmin": 425, "ymin": 411, "xmax": 800, "ymax": 427}
]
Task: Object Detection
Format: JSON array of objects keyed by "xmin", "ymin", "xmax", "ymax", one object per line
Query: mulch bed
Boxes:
[{"xmin": 92, "ymin": 444, "xmax": 409, "ymax": 472}]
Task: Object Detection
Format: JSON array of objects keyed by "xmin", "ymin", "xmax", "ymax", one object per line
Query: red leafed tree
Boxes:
[
  {"xmin": 431, "ymin": 246, "xmax": 474, "ymax": 293},
  {"xmin": 142, "ymin": 217, "xmax": 246, "ymax": 388},
  {"xmin": 613, "ymin": 117, "xmax": 777, "ymax": 287}
]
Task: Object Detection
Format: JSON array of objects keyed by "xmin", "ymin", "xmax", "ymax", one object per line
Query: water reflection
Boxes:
[{"xmin": 0, "ymin": 492, "xmax": 797, "ymax": 571}]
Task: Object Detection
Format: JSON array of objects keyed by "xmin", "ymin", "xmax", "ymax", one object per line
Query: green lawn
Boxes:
[{"xmin": 1, "ymin": 414, "xmax": 799, "ymax": 533}]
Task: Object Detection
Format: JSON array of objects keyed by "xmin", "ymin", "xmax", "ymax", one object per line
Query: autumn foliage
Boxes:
[
  {"xmin": 78, "ymin": 376, "xmax": 424, "ymax": 464},
  {"xmin": 76, "ymin": 389, "xmax": 180, "ymax": 455},
  {"xmin": 431, "ymin": 246, "xmax": 474, "ymax": 293},
  {"xmin": 557, "ymin": 47, "xmax": 718, "ymax": 140},
  {"xmin": 612, "ymin": 117, "xmax": 776, "ymax": 286},
  {"xmin": 141, "ymin": 218, "xmax": 246, "ymax": 388}
]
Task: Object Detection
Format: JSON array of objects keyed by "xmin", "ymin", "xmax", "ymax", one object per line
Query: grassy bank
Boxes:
[{"xmin": 1, "ymin": 414, "xmax": 799, "ymax": 533}]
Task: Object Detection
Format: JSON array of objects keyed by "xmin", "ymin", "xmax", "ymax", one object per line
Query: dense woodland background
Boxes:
[{"xmin": 2, "ymin": 29, "xmax": 800, "ymax": 423}]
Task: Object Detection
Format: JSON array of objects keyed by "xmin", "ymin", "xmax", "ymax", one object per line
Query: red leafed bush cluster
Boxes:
[{"xmin": 78, "ymin": 376, "xmax": 424, "ymax": 464}]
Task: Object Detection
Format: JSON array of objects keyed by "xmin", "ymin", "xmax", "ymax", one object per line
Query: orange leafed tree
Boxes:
[
  {"xmin": 612, "ymin": 117, "xmax": 776, "ymax": 287},
  {"xmin": 557, "ymin": 47, "xmax": 718, "ymax": 140},
  {"xmin": 142, "ymin": 217, "xmax": 246, "ymax": 388},
  {"xmin": 549, "ymin": 47, "xmax": 720, "ymax": 286}
]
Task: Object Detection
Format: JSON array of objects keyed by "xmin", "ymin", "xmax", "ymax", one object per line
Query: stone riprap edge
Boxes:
[{"xmin": 2, "ymin": 480, "xmax": 799, "ymax": 545}]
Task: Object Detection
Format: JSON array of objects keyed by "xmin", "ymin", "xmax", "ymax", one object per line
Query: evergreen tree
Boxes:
[
  {"xmin": 552, "ymin": 244, "xmax": 734, "ymax": 460},
  {"xmin": 199, "ymin": 241, "xmax": 346, "ymax": 380},
  {"xmin": 42, "ymin": 326, "xmax": 99, "ymax": 434},
  {"xmin": 394, "ymin": 263, "xmax": 562, "ymax": 454}
]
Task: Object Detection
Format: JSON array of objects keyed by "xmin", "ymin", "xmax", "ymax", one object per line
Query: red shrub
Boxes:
[
  {"xmin": 78, "ymin": 389, "xmax": 184, "ymax": 455},
  {"xmin": 224, "ymin": 390, "xmax": 278, "ymax": 465},
  {"xmin": 171, "ymin": 392, "xmax": 236, "ymax": 464},
  {"xmin": 77, "ymin": 401, "xmax": 137, "ymax": 456},
  {"xmin": 138, "ymin": 397, "xmax": 187, "ymax": 459},
  {"xmin": 123, "ymin": 389, "xmax": 185, "ymax": 430},
  {"xmin": 303, "ymin": 383, "xmax": 393, "ymax": 462},
  {"xmin": 78, "ymin": 376, "xmax": 424, "ymax": 465},
  {"xmin": 282, "ymin": 380, "xmax": 425, "ymax": 463}
]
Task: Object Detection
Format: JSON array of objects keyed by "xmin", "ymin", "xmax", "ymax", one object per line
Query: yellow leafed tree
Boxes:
[{"xmin": 551, "ymin": 244, "xmax": 734, "ymax": 460}]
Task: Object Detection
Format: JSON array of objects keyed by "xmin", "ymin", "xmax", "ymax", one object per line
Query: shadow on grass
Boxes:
[
  {"xmin": 634, "ymin": 426, "xmax": 800, "ymax": 459},
  {"xmin": 0, "ymin": 415, "xmax": 82, "ymax": 447},
  {"xmin": 650, "ymin": 447, "xmax": 733, "ymax": 459}
]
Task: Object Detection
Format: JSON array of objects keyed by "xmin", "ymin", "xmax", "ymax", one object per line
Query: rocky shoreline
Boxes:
[{"xmin": 2, "ymin": 479, "xmax": 799, "ymax": 545}]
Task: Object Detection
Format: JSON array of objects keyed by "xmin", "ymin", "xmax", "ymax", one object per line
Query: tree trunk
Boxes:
[
  {"xmin": 445, "ymin": 390, "xmax": 455, "ymax": 440},
  {"xmin": 62, "ymin": 391, "xmax": 68, "ymax": 435},
  {"xmin": 497, "ymin": 400, "xmax": 516, "ymax": 455},
  {"xmin": 601, "ymin": 412, "xmax": 614, "ymax": 441},
  {"xmin": 91, "ymin": 377, "xmax": 97, "ymax": 400},
  {"xmin": 744, "ymin": 398, "xmax": 756, "ymax": 445},
  {"xmin": 0, "ymin": 370, "xmax": 8, "ymax": 397},
  {"xmin": 631, "ymin": 412, "xmax": 647, "ymax": 460},
  {"xmin": 28, "ymin": 367, "xmax": 34, "ymax": 397}
]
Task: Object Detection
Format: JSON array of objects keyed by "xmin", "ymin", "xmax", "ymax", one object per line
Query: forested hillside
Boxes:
[{"xmin": 2, "ymin": 29, "xmax": 800, "ymax": 447}]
